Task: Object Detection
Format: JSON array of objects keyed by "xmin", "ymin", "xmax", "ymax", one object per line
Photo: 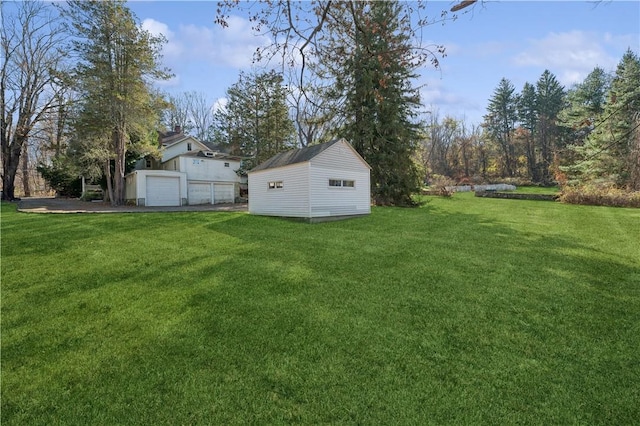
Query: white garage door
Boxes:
[
  {"xmin": 188, "ymin": 183, "xmax": 212, "ymax": 205},
  {"xmin": 146, "ymin": 176, "xmax": 180, "ymax": 206},
  {"xmin": 214, "ymin": 183, "xmax": 234, "ymax": 204}
]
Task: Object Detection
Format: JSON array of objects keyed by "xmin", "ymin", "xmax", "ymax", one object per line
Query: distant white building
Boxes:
[
  {"xmin": 125, "ymin": 127, "xmax": 245, "ymax": 206},
  {"xmin": 248, "ymin": 138, "xmax": 371, "ymax": 221}
]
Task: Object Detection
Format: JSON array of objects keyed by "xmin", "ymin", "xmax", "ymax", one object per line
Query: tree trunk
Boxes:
[
  {"xmin": 104, "ymin": 159, "xmax": 114, "ymax": 205},
  {"xmin": 525, "ymin": 136, "xmax": 538, "ymax": 183},
  {"xmin": 628, "ymin": 121, "xmax": 640, "ymax": 191},
  {"xmin": 21, "ymin": 142, "xmax": 31, "ymax": 197},
  {"xmin": 499, "ymin": 136, "xmax": 514, "ymax": 177},
  {"xmin": 2, "ymin": 136, "xmax": 24, "ymax": 201},
  {"xmin": 112, "ymin": 129, "xmax": 126, "ymax": 206}
]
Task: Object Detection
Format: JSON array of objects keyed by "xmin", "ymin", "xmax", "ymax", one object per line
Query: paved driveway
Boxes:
[{"xmin": 17, "ymin": 197, "xmax": 248, "ymax": 214}]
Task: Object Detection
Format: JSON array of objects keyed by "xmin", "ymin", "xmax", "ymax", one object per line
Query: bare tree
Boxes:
[
  {"xmin": 1, "ymin": 1, "xmax": 68, "ymax": 200},
  {"xmin": 287, "ymin": 81, "xmax": 342, "ymax": 147},
  {"xmin": 164, "ymin": 91, "xmax": 214, "ymax": 141},
  {"xmin": 165, "ymin": 93, "xmax": 191, "ymax": 133},
  {"xmin": 214, "ymin": 1, "xmax": 468, "ymax": 125},
  {"xmin": 185, "ymin": 91, "xmax": 214, "ymax": 141}
]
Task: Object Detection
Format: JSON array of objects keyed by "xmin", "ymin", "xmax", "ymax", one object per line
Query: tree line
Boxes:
[
  {"xmin": 2, "ymin": 0, "xmax": 638, "ymax": 207},
  {"xmin": 2, "ymin": 0, "xmax": 170, "ymax": 204},
  {"xmin": 480, "ymin": 51, "xmax": 639, "ymax": 191}
]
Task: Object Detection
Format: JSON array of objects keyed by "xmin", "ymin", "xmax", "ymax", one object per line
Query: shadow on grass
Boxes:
[
  {"xmin": 2, "ymin": 201, "xmax": 639, "ymax": 424},
  {"xmin": 175, "ymin": 204, "xmax": 640, "ymax": 423}
]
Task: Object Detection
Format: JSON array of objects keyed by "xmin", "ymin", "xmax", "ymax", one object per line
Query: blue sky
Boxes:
[{"xmin": 129, "ymin": 1, "xmax": 640, "ymax": 127}]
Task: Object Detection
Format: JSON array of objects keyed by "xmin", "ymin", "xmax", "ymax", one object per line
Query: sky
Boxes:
[{"xmin": 128, "ymin": 0, "xmax": 640, "ymax": 127}]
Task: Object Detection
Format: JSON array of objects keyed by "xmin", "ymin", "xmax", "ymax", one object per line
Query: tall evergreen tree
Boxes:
[
  {"xmin": 63, "ymin": 0, "xmax": 170, "ymax": 205},
  {"xmin": 517, "ymin": 82, "xmax": 539, "ymax": 181},
  {"xmin": 535, "ymin": 70, "xmax": 565, "ymax": 183},
  {"xmin": 484, "ymin": 78, "xmax": 518, "ymax": 177},
  {"xmin": 338, "ymin": 1, "xmax": 424, "ymax": 206},
  {"xmin": 561, "ymin": 67, "xmax": 610, "ymax": 146},
  {"xmin": 562, "ymin": 51, "xmax": 639, "ymax": 189},
  {"xmin": 212, "ymin": 70, "xmax": 296, "ymax": 170},
  {"xmin": 558, "ymin": 67, "xmax": 610, "ymax": 183},
  {"xmin": 604, "ymin": 50, "xmax": 640, "ymax": 189}
]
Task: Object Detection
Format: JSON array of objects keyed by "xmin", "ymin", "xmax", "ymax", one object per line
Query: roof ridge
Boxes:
[{"xmin": 249, "ymin": 139, "xmax": 344, "ymax": 172}]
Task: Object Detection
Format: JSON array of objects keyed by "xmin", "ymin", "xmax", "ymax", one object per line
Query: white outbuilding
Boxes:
[{"xmin": 248, "ymin": 138, "xmax": 371, "ymax": 221}]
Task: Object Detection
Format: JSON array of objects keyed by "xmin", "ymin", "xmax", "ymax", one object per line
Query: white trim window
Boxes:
[
  {"xmin": 329, "ymin": 179, "xmax": 355, "ymax": 188},
  {"xmin": 268, "ymin": 181, "xmax": 283, "ymax": 189}
]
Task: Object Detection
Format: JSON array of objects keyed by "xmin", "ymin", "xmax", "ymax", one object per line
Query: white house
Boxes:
[
  {"xmin": 248, "ymin": 138, "xmax": 371, "ymax": 221},
  {"xmin": 125, "ymin": 127, "xmax": 245, "ymax": 206}
]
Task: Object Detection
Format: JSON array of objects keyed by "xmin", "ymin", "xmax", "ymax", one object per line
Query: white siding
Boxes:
[
  {"xmin": 124, "ymin": 170, "xmax": 187, "ymax": 206},
  {"xmin": 147, "ymin": 176, "xmax": 181, "ymax": 206},
  {"xmin": 188, "ymin": 182, "xmax": 212, "ymax": 205},
  {"xmin": 311, "ymin": 140, "xmax": 370, "ymax": 173},
  {"xmin": 248, "ymin": 163, "xmax": 310, "ymax": 217},
  {"xmin": 161, "ymin": 137, "xmax": 207, "ymax": 162},
  {"xmin": 309, "ymin": 140, "xmax": 371, "ymax": 217},
  {"xmin": 125, "ymin": 174, "xmax": 137, "ymax": 201},
  {"xmin": 181, "ymin": 157, "xmax": 241, "ymax": 182},
  {"xmin": 213, "ymin": 183, "xmax": 235, "ymax": 203}
]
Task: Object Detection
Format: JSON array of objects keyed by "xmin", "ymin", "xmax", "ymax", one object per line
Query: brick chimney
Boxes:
[{"xmin": 174, "ymin": 125, "xmax": 182, "ymax": 134}]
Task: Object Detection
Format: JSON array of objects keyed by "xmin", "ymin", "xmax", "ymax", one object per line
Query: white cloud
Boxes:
[
  {"xmin": 139, "ymin": 15, "xmax": 272, "ymax": 84},
  {"xmin": 154, "ymin": 74, "xmax": 181, "ymax": 88},
  {"xmin": 164, "ymin": 15, "xmax": 271, "ymax": 69},
  {"xmin": 419, "ymin": 77, "xmax": 483, "ymax": 122},
  {"xmin": 603, "ymin": 32, "xmax": 639, "ymax": 51},
  {"xmin": 141, "ymin": 18, "xmax": 183, "ymax": 61},
  {"xmin": 511, "ymin": 30, "xmax": 619, "ymax": 85},
  {"xmin": 141, "ymin": 18, "xmax": 172, "ymax": 38}
]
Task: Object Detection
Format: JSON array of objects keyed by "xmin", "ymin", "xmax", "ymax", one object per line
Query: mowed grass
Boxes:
[
  {"xmin": 2, "ymin": 194, "xmax": 639, "ymax": 424},
  {"xmin": 513, "ymin": 185, "xmax": 559, "ymax": 194}
]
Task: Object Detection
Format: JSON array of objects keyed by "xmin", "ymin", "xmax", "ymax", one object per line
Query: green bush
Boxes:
[
  {"xmin": 80, "ymin": 190, "xmax": 104, "ymax": 202},
  {"xmin": 37, "ymin": 161, "xmax": 82, "ymax": 197}
]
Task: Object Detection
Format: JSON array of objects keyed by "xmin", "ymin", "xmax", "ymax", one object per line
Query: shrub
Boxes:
[
  {"xmin": 489, "ymin": 176, "xmax": 536, "ymax": 187},
  {"xmin": 423, "ymin": 174, "xmax": 455, "ymax": 197},
  {"xmin": 37, "ymin": 161, "xmax": 82, "ymax": 198},
  {"xmin": 559, "ymin": 184, "xmax": 640, "ymax": 208},
  {"xmin": 80, "ymin": 190, "xmax": 104, "ymax": 202}
]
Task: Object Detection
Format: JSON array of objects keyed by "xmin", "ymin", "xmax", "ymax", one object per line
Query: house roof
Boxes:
[
  {"xmin": 161, "ymin": 134, "xmax": 200, "ymax": 148},
  {"xmin": 159, "ymin": 130, "xmax": 188, "ymax": 147},
  {"xmin": 202, "ymin": 141, "xmax": 233, "ymax": 154},
  {"xmin": 179, "ymin": 150, "xmax": 244, "ymax": 161},
  {"xmin": 250, "ymin": 139, "xmax": 348, "ymax": 172}
]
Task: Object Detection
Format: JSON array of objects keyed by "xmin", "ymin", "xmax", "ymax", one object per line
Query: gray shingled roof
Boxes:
[{"xmin": 250, "ymin": 139, "xmax": 344, "ymax": 172}]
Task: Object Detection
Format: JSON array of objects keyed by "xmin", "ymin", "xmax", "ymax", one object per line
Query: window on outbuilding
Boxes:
[
  {"xmin": 187, "ymin": 142, "xmax": 192, "ymax": 151},
  {"xmin": 224, "ymin": 162, "xmax": 229, "ymax": 167},
  {"xmin": 329, "ymin": 179, "xmax": 355, "ymax": 188},
  {"xmin": 268, "ymin": 181, "xmax": 283, "ymax": 189},
  {"xmin": 145, "ymin": 159, "xmax": 152, "ymax": 168}
]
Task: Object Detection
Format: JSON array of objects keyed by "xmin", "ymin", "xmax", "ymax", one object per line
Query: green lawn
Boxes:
[
  {"xmin": 513, "ymin": 185, "xmax": 559, "ymax": 194},
  {"xmin": 2, "ymin": 194, "xmax": 639, "ymax": 424}
]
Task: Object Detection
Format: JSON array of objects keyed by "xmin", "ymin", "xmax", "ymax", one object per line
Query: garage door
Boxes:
[
  {"xmin": 188, "ymin": 183, "xmax": 211, "ymax": 205},
  {"xmin": 146, "ymin": 176, "xmax": 180, "ymax": 206},
  {"xmin": 214, "ymin": 183, "xmax": 234, "ymax": 204}
]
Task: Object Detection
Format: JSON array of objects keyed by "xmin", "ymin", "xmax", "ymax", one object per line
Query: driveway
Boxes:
[{"xmin": 17, "ymin": 197, "xmax": 248, "ymax": 214}]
